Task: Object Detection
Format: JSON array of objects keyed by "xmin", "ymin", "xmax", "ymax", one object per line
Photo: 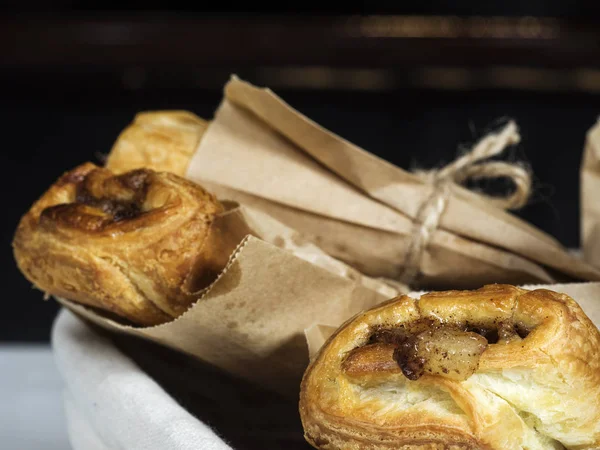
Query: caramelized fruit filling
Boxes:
[
  {"xmin": 74, "ymin": 169, "xmax": 150, "ymax": 221},
  {"xmin": 343, "ymin": 319, "xmax": 532, "ymax": 382}
]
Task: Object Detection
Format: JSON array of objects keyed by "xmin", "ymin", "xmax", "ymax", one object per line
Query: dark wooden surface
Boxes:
[
  {"xmin": 1, "ymin": 15, "xmax": 599, "ymax": 67},
  {"xmin": 3, "ymin": 14, "xmax": 600, "ymax": 94}
]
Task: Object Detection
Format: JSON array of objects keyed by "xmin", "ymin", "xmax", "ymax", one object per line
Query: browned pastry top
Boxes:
[{"xmin": 13, "ymin": 162, "xmax": 225, "ymax": 325}]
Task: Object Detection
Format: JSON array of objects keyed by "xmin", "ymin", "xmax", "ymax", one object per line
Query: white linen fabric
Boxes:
[
  {"xmin": 51, "ymin": 276, "xmax": 599, "ymax": 450},
  {"xmin": 51, "ymin": 309, "xmax": 233, "ymax": 450}
]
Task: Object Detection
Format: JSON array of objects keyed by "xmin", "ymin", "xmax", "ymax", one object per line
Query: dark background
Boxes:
[{"xmin": 3, "ymin": 3, "xmax": 600, "ymax": 341}]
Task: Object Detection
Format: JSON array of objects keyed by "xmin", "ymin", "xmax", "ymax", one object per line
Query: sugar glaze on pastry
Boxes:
[
  {"xmin": 300, "ymin": 284, "xmax": 600, "ymax": 449},
  {"xmin": 13, "ymin": 162, "xmax": 226, "ymax": 326}
]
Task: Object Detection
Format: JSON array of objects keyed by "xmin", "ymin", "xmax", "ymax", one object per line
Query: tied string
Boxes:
[{"xmin": 399, "ymin": 120, "xmax": 531, "ymax": 286}]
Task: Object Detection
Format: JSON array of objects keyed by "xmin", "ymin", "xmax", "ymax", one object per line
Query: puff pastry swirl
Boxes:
[
  {"xmin": 300, "ymin": 284, "xmax": 600, "ymax": 450},
  {"xmin": 13, "ymin": 162, "xmax": 229, "ymax": 326}
]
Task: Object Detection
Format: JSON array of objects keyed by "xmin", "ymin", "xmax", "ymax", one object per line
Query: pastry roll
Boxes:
[
  {"xmin": 13, "ymin": 162, "xmax": 232, "ymax": 326},
  {"xmin": 300, "ymin": 284, "xmax": 600, "ymax": 449},
  {"xmin": 105, "ymin": 110, "xmax": 207, "ymax": 176}
]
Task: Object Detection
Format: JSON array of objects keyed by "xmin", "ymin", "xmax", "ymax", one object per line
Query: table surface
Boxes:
[{"xmin": 0, "ymin": 345, "xmax": 70, "ymax": 449}]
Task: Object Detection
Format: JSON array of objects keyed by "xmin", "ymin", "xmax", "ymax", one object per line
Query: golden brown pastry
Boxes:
[
  {"xmin": 12, "ymin": 162, "xmax": 234, "ymax": 326},
  {"xmin": 105, "ymin": 110, "xmax": 207, "ymax": 176},
  {"xmin": 300, "ymin": 284, "xmax": 600, "ymax": 450}
]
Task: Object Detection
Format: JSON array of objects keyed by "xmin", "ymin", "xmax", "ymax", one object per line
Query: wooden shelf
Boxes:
[{"xmin": 2, "ymin": 15, "xmax": 600, "ymax": 92}]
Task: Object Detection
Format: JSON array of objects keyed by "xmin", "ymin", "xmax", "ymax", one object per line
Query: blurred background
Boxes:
[
  {"xmin": 5, "ymin": 3, "xmax": 600, "ymax": 341},
  {"xmin": 3, "ymin": 6, "xmax": 600, "ymax": 334},
  {"xmin": 4, "ymin": 3, "xmax": 600, "ymax": 449}
]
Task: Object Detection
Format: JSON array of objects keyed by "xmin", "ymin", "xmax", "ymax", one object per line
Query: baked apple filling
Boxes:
[{"xmin": 343, "ymin": 319, "xmax": 533, "ymax": 382}]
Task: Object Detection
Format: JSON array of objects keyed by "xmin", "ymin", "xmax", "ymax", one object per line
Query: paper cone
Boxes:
[
  {"xmin": 56, "ymin": 204, "xmax": 404, "ymax": 397},
  {"xmin": 181, "ymin": 75, "xmax": 600, "ymax": 287},
  {"xmin": 106, "ymin": 77, "xmax": 600, "ymax": 288}
]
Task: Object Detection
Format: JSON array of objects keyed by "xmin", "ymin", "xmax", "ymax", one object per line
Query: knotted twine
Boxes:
[{"xmin": 399, "ymin": 120, "xmax": 531, "ymax": 286}]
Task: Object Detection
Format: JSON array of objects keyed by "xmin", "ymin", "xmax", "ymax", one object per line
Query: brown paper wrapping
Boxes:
[
  {"xmin": 582, "ymin": 118, "xmax": 600, "ymax": 267},
  {"xmin": 57, "ymin": 202, "xmax": 405, "ymax": 396},
  {"xmin": 184, "ymin": 75, "xmax": 600, "ymax": 288},
  {"xmin": 50, "ymin": 77, "xmax": 600, "ymax": 401},
  {"xmin": 305, "ymin": 281, "xmax": 600, "ymax": 360}
]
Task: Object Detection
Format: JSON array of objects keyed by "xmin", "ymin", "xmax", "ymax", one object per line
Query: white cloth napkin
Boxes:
[{"xmin": 51, "ymin": 309, "xmax": 233, "ymax": 450}]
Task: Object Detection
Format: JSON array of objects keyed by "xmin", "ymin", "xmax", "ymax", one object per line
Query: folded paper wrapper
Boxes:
[
  {"xmin": 581, "ymin": 118, "xmax": 600, "ymax": 269},
  {"xmin": 57, "ymin": 201, "xmax": 405, "ymax": 397},
  {"xmin": 54, "ymin": 76, "xmax": 600, "ymax": 400},
  {"xmin": 48, "ymin": 77, "xmax": 600, "ymax": 447},
  {"xmin": 53, "ymin": 281, "xmax": 600, "ymax": 450},
  {"xmin": 183, "ymin": 76, "xmax": 600, "ymax": 288}
]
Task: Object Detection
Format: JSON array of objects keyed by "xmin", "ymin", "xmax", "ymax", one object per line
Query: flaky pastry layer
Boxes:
[
  {"xmin": 13, "ymin": 162, "xmax": 226, "ymax": 325},
  {"xmin": 300, "ymin": 284, "xmax": 600, "ymax": 450},
  {"xmin": 105, "ymin": 110, "xmax": 207, "ymax": 176}
]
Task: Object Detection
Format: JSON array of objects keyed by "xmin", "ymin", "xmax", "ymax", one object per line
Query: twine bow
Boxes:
[{"xmin": 400, "ymin": 120, "xmax": 531, "ymax": 286}]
